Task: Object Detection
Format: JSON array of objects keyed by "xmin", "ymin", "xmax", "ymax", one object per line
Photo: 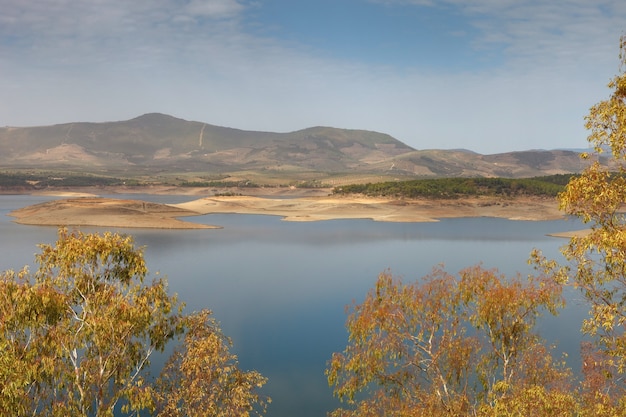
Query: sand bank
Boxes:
[
  {"xmin": 8, "ymin": 194, "xmax": 565, "ymax": 229},
  {"xmin": 9, "ymin": 198, "xmax": 217, "ymax": 229},
  {"xmin": 175, "ymin": 195, "xmax": 564, "ymax": 223}
]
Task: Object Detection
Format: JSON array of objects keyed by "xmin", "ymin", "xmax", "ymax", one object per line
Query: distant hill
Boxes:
[
  {"xmin": 0, "ymin": 113, "xmax": 592, "ymax": 186},
  {"xmin": 385, "ymin": 148, "xmax": 591, "ymax": 178}
]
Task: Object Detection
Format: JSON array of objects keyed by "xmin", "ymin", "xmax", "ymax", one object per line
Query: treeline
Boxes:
[
  {"xmin": 332, "ymin": 174, "xmax": 574, "ymax": 198},
  {"xmin": 180, "ymin": 179, "xmax": 329, "ymax": 189},
  {"xmin": 180, "ymin": 179, "xmax": 260, "ymax": 188},
  {"xmin": 0, "ymin": 172, "xmax": 123, "ymax": 188}
]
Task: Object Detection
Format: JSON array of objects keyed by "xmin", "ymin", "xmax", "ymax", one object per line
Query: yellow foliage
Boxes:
[
  {"xmin": 0, "ymin": 228, "xmax": 267, "ymax": 417},
  {"xmin": 329, "ymin": 34, "xmax": 626, "ymax": 417},
  {"xmin": 557, "ymin": 35, "xmax": 626, "ymax": 402}
]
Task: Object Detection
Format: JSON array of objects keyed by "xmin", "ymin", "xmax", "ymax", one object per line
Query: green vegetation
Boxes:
[
  {"xmin": 180, "ymin": 179, "xmax": 261, "ymax": 188},
  {"xmin": 0, "ymin": 171, "xmax": 124, "ymax": 188},
  {"xmin": 332, "ymin": 174, "xmax": 573, "ymax": 198},
  {"xmin": 292, "ymin": 179, "xmax": 331, "ymax": 188}
]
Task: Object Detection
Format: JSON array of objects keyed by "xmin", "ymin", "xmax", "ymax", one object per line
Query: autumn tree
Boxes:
[
  {"xmin": 0, "ymin": 228, "xmax": 268, "ymax": 417},
  {"xmin": 546, "ymin": 34, "xmax": 626, "ymax": 413},
  {"xmin": 326, "ymin": 266, "xmax": 574, "ymax": 417},
  {"xmin": 153, "ymin": 309, "xmax": 269, "ymax": 417}
]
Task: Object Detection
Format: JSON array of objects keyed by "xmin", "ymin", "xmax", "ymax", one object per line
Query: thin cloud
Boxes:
[
  {"xmin": 0, "ymin": 0, "xmax": 250, "ymax": 64},
  {"xmin": 1, "ymin": 0, "xmax": 624, "ymax": 153},
  {"xmin": 368, "ymin": 0, "xmax": 623, "ymax": 73},
  {"xmin": 185, "ymin": 0, "xmax": 246, "ymax": 18}
]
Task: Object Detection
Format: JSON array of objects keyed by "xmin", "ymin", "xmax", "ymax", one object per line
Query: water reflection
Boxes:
[{"xmin": 0, "ymin": 195, "xmax": 587, "ymax": 417}]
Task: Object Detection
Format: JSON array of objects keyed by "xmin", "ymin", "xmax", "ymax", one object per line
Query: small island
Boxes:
[
  {"xmin": 9, "ymin": 197, "xmax": 218, "ymax": 229},
  {"xmin": 9, "ymin": 192, "xmax": 564, "ymax": 229}
]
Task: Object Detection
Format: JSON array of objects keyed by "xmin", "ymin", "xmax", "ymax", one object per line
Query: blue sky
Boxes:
[{"xmin": 1, "ymin": 0, "xmax": 625, "ymax": 153}]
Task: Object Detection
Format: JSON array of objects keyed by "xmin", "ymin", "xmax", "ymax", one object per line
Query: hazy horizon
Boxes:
[{"xmin": 2, "ymin": 1, "xmax": 625, "ymax": 153}]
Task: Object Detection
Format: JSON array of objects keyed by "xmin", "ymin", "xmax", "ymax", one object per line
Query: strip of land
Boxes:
[
  {"xmin": 176, "ymin": 195, "xmax": 564, "ymax": 222},
  {"xmin": 9, "ymin": 198, "xmax": 218, "ymax": 229},
  {"xmin": 8, "ymin": 192, "xmax": 566, "ymax": 229}
]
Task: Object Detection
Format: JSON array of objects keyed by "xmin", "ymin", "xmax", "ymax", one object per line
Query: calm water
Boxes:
[{"xmin": 0, "ymin": 195, "xmax": 588, "ymax": 417}]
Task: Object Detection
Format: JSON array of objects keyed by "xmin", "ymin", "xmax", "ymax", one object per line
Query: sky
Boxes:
[{"xmin": 1, "ymin": 0, "xmax": 625, "ymax": 154}]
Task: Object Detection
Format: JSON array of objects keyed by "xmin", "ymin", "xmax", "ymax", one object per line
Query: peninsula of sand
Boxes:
[{"xmin": 8, "ymin": 190, "xmax": 566, "ymax": 229}]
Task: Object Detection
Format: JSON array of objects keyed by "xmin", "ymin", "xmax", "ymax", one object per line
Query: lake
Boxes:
[{"xmin": 0, "ymin": 194, "xmax": 588, "ymax": 416}]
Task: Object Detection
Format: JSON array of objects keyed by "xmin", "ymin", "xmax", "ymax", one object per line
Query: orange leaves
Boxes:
[
  {"xmin": 460, "ymin": 265, "xmax": 563, "ymax": 335},
  {"xmin": 327, "ymin": 266, "xmax": 569, "ymax": 417},
  {"xmin": 459, "ymin": 266, "xmax": 566, "ymax": 400},
  {"xmin": 328, "ymin": 35, "xmax": 626, "ymax": 417}
]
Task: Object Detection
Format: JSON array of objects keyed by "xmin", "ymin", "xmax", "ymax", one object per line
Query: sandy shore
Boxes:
[
  {"xmin": 8, "ymin": 193, "xmax": 566, "ymax": 229},
  {"xmin": 9, "ymin": 197, "xmax": 218, "ymax": 229},
  {"xmin": 175, "ymin": 195, "xmax": 564, "ymax": 222}
]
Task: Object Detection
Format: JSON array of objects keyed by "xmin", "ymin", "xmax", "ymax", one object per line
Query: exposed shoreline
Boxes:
[
  {"xmin": 6, "ymin": 186, "xmax": 569, "ymax": 230},
  {"xmin": 9, "ymin": 197, "xmax": 218, "ymax": 229}
]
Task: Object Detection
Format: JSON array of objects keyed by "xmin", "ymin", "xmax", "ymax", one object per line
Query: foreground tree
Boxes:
[
  {"xmin": 548, "ymin": 35, "xmax": 626, "ymax": 413},
  {"xmin": 0, "ymin": 228, "xmax": 268, "ymax": 416},
  {"xmin": 328, "ymin": 36, "xmax": 626, "ymax": 417},
  {"xmin": 326, "ymin": 266, "xmax": 573, "ymax": 416},
  {"xmin": 154, "ymin": 309, "xmax": 269, "ymax": 417}
]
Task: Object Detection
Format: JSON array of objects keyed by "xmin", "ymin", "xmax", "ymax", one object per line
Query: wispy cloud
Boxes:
[
  {"xmin": 0, "ymin": 0, "xmax": 251, "ymax": 67},
  {"xmin": 370, "ymin": 0, "xmax": 623, "ymax": 73},
  {"xmin": 184, "ymin": 0, "xmax": 246, "ymax": 18},
  {"xmin": 1, "ymin": 0, "xmax": 624, "ymax": 153}
]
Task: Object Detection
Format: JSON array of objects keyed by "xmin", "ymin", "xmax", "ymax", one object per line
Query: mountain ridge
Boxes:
[{"xmin": 0, "ymin": 113, "xmax": 592, "ymax": 185}]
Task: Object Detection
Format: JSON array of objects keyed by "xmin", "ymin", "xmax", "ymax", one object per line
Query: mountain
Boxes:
[
  {"xmin": 384, "ymin": 148, "xmax": 591, "ymax": 178},
  {"xmin": 0, "ymin": 113, "xmax": 591, "ymax": 185}
]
